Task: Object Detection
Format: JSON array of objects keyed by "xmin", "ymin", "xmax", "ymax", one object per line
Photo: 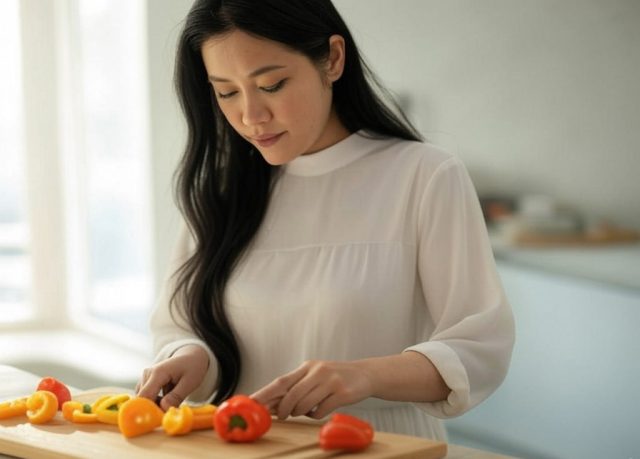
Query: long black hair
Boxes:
[{"xmin": 171, "ymin": 0, "xmax": 422, "ymax": 404}]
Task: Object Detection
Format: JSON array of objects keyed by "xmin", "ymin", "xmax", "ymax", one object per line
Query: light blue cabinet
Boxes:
[{"xmin": 446, "ymin": 260, "xmax": 640, "ymax": 459}]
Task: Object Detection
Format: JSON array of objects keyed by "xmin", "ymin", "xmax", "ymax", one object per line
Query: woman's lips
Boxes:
[{"xmin": 251, "ymin": 132, "xmax": 284, "ymax": 148}]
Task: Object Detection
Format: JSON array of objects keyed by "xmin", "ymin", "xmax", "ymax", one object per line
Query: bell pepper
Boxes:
[
  {"xmin": 118, "ymin": 397, "xmax": 164, "ymax": 438},
  {"xmin": 91, "ymin": 395, "xmax": 113, "ymax": 412},
  {"xmin": 0, "ymin": 397, "xmax": 28, "ymax": 420},
  {"xmin": 93, "ymin": 394, "xmax": 131, "ymax": 425},
  {"xmin": 213, "ymin": 395, "xmax": 271, "ymax": 442},
  {"xmin": 319, "ymin": 413, "xmax": 374, "ymax": 452},
  {"xmin": 26, "ymin": 391, "xmax": 58, "ymax": 424},
  {"xmin": 72, "ymin": 410, "xmax": 99, "ymax": 423},
  {"xmin": 162, "ymin": 403, "xmax": 217, "ymax": 436},
  {"xmin": 162, "ymin": 405, "xmax": 194, "ymax": 436},
  {"xmin": 36, "ymin": 377, "xmax": 71, "ymax": 410},
  {"xmin": 62, "ymin": 401, "xmax": 98, "ymax": 423},
  {"xmin": 62, "ymin": 401, "xmax": 83, "ymax": 421},
  {"xmin": 191, "ymin": 404, "xmax": 217, "ymax": 430}
]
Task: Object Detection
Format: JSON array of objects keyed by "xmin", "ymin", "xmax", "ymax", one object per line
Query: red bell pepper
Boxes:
[
  {"xmin": 319, "ymin": 413, "xmax": 374, "ymax": 452},
  {"xmin": 36, "ymin": 377, "xmax": 72, "ymax": 411},
  {"xmin": 213, "ymin": 395, "xmax": 271, "ymax": 442}
]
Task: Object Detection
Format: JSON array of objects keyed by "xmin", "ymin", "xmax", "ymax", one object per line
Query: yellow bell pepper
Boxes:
[
  {"xmin": 61, "ymin": 393, "xmax": 131, "ymax": 425},
  {"xmin": 161, "ymin": 403, "xmax": 216, "ymax": 436},
  {"xmin": 62, "ymin": 401, "xmax": 84, "ymax": 421},
  {"xmin": 162, "ymin": 405, "xmax": 194, "ymax": 436},
  {"xmin": 26, "ymin": 391, "xmax": 58, "ymax": 424},
  {"xmin": 72, "ymin": 410, "xmax": 99, "ymax": 423},
  {"xmin": 90, "ymin": 395, "xmax": 113, "ymax": 413},
  {"xmin": 0, "ymin": 397, "xmax": 28, "ymax": 420},
  {"xmin": 62, "ymin": 400, "xmax": 98, "ymax": 423},
  {"xmin": 93, "ymin": 394, "xmax": 130, "ymax": 425}
]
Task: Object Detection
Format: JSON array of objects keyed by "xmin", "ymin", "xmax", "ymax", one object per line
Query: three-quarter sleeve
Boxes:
[
  {"xmin": 405, "ymin": 156, "xmax": 515, "ymax": 418},
  {"xmin": 149, "ymin": 223, "xmax": 219, "ymax": 403}
]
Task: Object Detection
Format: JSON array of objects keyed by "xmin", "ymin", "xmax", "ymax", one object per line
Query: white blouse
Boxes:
[{"xmin": 150, "ymin": 131, "xmax": 515, "ymax": 441}]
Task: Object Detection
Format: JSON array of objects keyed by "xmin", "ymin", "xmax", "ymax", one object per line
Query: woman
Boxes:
[{"xmin": 137, "ymin": 0, "xmax": 515, "ymax": 441}]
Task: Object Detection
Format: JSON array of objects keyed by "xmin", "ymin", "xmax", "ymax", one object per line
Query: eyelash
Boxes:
[
  {"xmin": 262, "ymin": 79, "xmax": 287, "ymax": 93},
  {"xmin": 216, "ymin": 79, "xmax": 288, "ymax": 100}
]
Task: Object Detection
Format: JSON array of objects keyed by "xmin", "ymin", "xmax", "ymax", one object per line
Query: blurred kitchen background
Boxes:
[{"xmin": 1, "ymin": 1, "xmax": 638, "ymax": 458}]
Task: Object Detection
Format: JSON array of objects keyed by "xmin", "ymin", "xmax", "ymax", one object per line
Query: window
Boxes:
[
  {"xmin": 71, "ymin": 0, "xmax": 154, "ymax": 333},
  {"xmin": 2, "ymin": 0, "xmax": 154, "ymax": 341},
  {"xmin": 0, "ymin": 0, "xmax": 31, "ymax": 323}
]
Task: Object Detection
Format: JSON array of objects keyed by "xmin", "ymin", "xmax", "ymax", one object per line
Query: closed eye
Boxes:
[
  {"xmin": 214, "ymin": 78, "xmax": 287, "ymax": 100},
  {"xmin": 261, "ymin": 79, "xmax": 287, "ymax": 94},
  {"xmin": 216, "ymin": 90, "xmax": 237, "ymax": 100}
]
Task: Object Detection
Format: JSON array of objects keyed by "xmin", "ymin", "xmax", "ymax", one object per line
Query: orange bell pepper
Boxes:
[
  {"xmin": 213, "ymin": 395, "xmax": 271, "ymax": 442},
  {"xmin": 191, "ymin": 404, "xmax": 216, "ymax": 431},
  {"xmin": 319, "ymin": 413, "xmax": 374, "ymax": 452},
  {"xmin": 118, "ymin": 397, "xmax": 164, "ymax": 438},
  {"xmin": 26, "ymin": 391, "xmax": 58, "ymax": 424},
  {"xmin": 0, "ymin": 397, "xmax": 28, "ymax": 420}
]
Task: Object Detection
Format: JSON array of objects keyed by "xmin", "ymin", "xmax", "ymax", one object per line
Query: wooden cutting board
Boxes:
[{"xmin": 0, "ymin": 388, "xmax": 447, "ymax": 459}]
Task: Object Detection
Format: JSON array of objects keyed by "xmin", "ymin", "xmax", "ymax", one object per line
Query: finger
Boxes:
[
  {"xmin": 159, "ymin": 373, "xmax": 199, "ymax": 411},
  {"xmin": 290, "ymin": 384, "xmax": 332, "ymax": 417},
  {"xmin": 134, "ymin": 368, "xmax": 152, "ymax": 395},
  {"xmin": 251, "ymin": 364, "xmax": 309, "ymax": 405},
  {"xmin": 159, "ymin": 391, "xmax": 184, "ymax": 411},
  {"xmin": 162, "ymin": 383, "xmax": 175, "ymax": 397},
  {"xmin": 307, "ymin": 393, "xmax": 342, "ymax": 420},
  {"xmin": 137, "ymin": 370, "xmax": 172, "ymax": 402},
  {"xmin": 276, "ymin": 377, "xmax": 323, "ymax": 420},
  {"xmin": 258, "ymin": 396, "xmax": 283, "ymax": 414}
]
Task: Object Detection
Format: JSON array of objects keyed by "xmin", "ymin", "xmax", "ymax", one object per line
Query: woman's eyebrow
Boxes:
[{"xmin": 208, "ymin": 65, "xmax": 287, "ymax": 83}]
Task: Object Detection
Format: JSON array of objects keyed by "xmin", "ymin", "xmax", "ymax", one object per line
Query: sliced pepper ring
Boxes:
[
  {"xmin": 26, "ymin": 391, "xmax": 58, "ymax": 425},
  {"xmin": 62, "ymin": 401, "xmax": 98, "ymax": 423},
  {"xmin": 0, "ymin": 397, "xmax": 28, "ymax": 420},
  {"xmin": 162, "ymin": 405, "xmax": 194, "ymax": 436},
  {"xmin": 94, "ymin": 394, "xmax": 131, "ymax": 425}
]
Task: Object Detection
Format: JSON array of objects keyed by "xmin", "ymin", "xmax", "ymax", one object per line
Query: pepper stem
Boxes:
[{"xmin": 228, "ymin": 414, "xmax": 247, "ymax": 431}]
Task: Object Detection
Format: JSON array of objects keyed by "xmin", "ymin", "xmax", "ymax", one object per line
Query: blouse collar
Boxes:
[{"xmin": 283, "ymin": 130, "xmax": 372, "ymax": 177}]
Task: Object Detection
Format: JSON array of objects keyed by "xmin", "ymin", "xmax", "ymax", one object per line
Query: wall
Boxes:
[{"xmin": 333, "ymin": 0, "xmax": 640, "ymax": 230}]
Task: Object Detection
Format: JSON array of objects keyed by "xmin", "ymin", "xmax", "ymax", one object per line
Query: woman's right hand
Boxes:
[{"xmin": 135, "ymin": 344, "xmax": 209, "ymax": 411}]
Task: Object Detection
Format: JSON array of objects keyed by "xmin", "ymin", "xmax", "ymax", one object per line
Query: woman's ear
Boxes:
[{"xmin": 325, "ymin": 34, "xmax": 346, "ymax": 84}]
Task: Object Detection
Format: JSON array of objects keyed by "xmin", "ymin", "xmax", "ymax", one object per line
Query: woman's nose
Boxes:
[{"xmin": 241, "ymin": 95, "xmax": 271, "ymax": 126}]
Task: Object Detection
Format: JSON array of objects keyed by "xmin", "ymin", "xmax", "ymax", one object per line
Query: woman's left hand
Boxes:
[{"xmin": 250, "ymin": 360, "xmax": 374, "ymax": 420}]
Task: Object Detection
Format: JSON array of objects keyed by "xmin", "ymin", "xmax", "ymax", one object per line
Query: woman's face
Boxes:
[{"xmin": 201, "ymin": 29, "xmax": 348, "ymax": 165}]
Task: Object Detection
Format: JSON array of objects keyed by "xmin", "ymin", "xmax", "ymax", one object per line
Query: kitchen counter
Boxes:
[
  {"xmin": 492, "ymin": 241, "xmax": 640, "ymax": 292},
  {"xmin": 0, "ymin": 365, "xmax": 516, "ymax": 459}
]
